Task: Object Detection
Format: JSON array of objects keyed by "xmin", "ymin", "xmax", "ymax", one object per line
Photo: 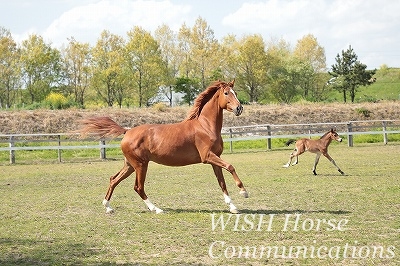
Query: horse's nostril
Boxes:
[{"xmin": 236, "ymin": 105, "xmax": 243, "ymax": 116}]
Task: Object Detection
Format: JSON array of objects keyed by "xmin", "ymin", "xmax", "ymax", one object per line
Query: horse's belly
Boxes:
[{"xmin": 150, "ymin": 151, "xmax": 201, "ymax": 166}]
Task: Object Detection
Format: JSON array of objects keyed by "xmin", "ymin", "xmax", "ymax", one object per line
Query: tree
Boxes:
[
  {"xmin": 91, "ymin": 30, "xmax": 126, "ymax": 107},
  {"xmin": 174, "ymin": 76, "xmax": 200, "ymax": 105},
  {"xmin": 329, "ymin": 45, "xmax": 376, "ymax": 103},
  {"xmin": 61, "ymin": 38, "xmax": 92, "ymax": 106},
  {"xmin": 293, "ymin": 34, "xmax": 327, "ymax": 100},
  {"xmin": 177, "ymin": 17, "xmax": 221, "ymax": 90},
  {"xmin": 269, "ymin": 56, "xmax": 310, "ymax": 104},
  {"xmin": 125, "ymin": 26, "xmax": 166, "ymax": 107},
  {"xmin": 190, "ymin": 17, "xmax": 221, "ymax": 89},
  {"xmin": 266, "ymin": 38, "xmax": 296, "ymax": 103},
  {"xmin": 20, "ymin": 34, "xmax": 62, "ymax": 104},
  {"xmin": 225, "ymin": 34, "xmax": 268, "ymax": 103},
  {"xmin": 0, "ymin": 27, "xmax": 21, "ymax": 108},
  {"xmin": 154, "ymin": 24, "xmax": 180, "ymax": 106}
]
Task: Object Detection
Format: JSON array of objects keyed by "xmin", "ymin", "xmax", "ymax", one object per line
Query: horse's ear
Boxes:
[
  {"xmin": 228, "ymin": 79, "xmax": 235, "ymax": 87},
  {"xmin": 330, "ymin": 128, "xmax": 334, "ymax": 132}
]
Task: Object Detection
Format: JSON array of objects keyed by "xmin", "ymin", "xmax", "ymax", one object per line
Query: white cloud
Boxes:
[
  {"xmin": 43, "ymin": 0, "xmax": 191, "ymax": 47},
  {"xmin": 222, "ymin": 0, "xmax": 400, "ymax": 68}
]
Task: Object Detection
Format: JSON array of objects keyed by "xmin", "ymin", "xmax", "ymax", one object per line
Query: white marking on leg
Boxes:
[
  {"xmin": 144, "ymin": 198, "xmax": 163, "ymax": 214},
  {"xmin": 223, "ymin": 193, "xmax": 238, "ymax": 213},
  {"xmin": 102, "ymin": 199, "xmax": 114, "ymax": 214}
]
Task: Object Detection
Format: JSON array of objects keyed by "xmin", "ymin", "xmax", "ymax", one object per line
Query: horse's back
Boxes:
[{"xmin": 121, "ymin": 122, "xmax": 202, "ymax": 166}]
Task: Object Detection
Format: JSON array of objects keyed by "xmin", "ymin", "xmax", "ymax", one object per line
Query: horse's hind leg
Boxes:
[
  {"xmin": 283, "ymin": 148, "xmax": 301, "ymax": 167},
  {"xmin": 103, "ymin": 158, "xmax": 135, "ymax": 213},
  {"xmin": 131, "ymin": 161, "xmax": 163, "ymax": 214}
]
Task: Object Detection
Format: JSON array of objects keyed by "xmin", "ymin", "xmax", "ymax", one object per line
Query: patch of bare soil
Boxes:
[{"xmin": 1, "ymin": 101, "xmax": 399, "ymax": 134}]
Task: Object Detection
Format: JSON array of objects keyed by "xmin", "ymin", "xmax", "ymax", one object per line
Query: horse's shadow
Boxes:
[{"xmin": 160, "ymin": 208, "xmax": 351, "ymax": 215}]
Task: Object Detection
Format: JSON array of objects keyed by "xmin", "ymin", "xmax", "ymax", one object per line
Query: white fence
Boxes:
[{"xmin": 1, "ymin": 120, "xmax": 399, "ymax": 164}]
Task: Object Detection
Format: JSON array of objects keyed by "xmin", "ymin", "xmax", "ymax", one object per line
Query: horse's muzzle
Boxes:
[{"xmin": 234, "ymin": 105, "xmax": 243, "ymax": 116}]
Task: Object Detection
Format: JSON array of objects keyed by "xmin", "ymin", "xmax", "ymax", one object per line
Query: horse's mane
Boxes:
[
  {"xmin": 320, "ymin": 129, "xmax": 335, "ymax": 139},
  {"xmin": 185, "ymin": 81, "xmax": 225, "ymax": 120}
]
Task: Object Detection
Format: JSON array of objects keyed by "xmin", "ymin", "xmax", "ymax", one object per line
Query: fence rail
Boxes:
[{"xmin": 1, "ymin": 120, "xmax": 399, "ymax": 164}]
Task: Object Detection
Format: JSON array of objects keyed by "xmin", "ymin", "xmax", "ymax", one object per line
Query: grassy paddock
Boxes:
[
  {"xmin": 0, "ymin": 144, "xmax": 399, "ymax": 265},
  {"xmin": 1, "ymin": 134, "xmax": 400, "ymax": 164}
]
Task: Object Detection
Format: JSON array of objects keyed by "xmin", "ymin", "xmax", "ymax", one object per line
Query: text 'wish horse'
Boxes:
[{"xmin": 78, "ymin": 80, "xmax": 248, "ymax": 214}]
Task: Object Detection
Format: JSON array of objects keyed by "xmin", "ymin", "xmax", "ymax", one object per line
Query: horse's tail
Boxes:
[
  {"xmin": 285, "ymin": 139, "xmax": 296, "ymax": 146},
  {"xmin": 77, "ymin": 117, "xmax": 127, "ymax": 139}
]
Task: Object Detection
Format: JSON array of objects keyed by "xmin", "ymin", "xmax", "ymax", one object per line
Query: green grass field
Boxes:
[{"xmin": 1, "ymin": 143, "xmax": 399, "ymax": 265}]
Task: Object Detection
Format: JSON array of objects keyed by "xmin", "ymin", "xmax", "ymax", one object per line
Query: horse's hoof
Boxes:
[
  {"xmin": 339, "ymin": 170, "xmax": 345, "ymax": 175},
  {"xmin": 283, "ymin": 164, "xmax": 289, "ymax": 168},
  {"xmin": 105, "ymin": 207, "xmax": 114, "ymax": 214},
  {"xmin": 239, "ymin": 190, "xmax": 249, "ymax": 198},
  {"xmin": 155, "ymin": 207, "xmax": 164, "ymax": 214},
  {"xmin": 313, "ymin": 170, "xmax": 317, "ymax": 175},
  {"xmin": 230, "ymin": 208, "xmax": 240, "ymax": 214}
]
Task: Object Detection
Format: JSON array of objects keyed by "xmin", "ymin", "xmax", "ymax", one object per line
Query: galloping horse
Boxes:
[
  {"xmin": 78, "ymin": 80, "xmax": 248, "ymax": 214},
  {"xmin": 283, "ymin": 128, "xmax": 345, "ymax": 175}
]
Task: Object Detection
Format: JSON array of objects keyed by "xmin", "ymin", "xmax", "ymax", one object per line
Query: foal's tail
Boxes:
[
  {"xmin": 285, "ymin": 139, "xmax": 296, "ymax": 146},
  {"xmin": 77, "ymin": 117, "xmax": 127, "ymax": 139}
]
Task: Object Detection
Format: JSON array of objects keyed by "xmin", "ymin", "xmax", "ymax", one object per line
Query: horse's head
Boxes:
[
  {"xmin": 219, "ymin": 80, "xmax": 243, "ymax": 116},
  {"xmin": 329, "ymin": 128, "xmax": 342, "ymax": 142}
]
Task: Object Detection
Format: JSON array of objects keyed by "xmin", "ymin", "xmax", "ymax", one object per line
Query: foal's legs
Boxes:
[
  {"xmin": 312, "ymin": 153, "xmax": 321, "ymax": 175},
  {"xmin": 283, "ymin": 146, "xmax": 303, "ymax": 168},
  {"xmin": 102, "ymin": 158, "xmax": 135, "ymax": 213},
  {"xmin": 323, "ymin": 152, "xmax": 345, "ymax": 175}
]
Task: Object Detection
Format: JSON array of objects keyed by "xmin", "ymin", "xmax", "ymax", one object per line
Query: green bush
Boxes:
[{"xmin": 44, "ymin": 92, "xmax": 69, "ymax": 109}]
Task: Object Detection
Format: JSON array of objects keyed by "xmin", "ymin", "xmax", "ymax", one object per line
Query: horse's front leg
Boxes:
[
  {"xmin": 323, "ymin": 153, "xmax": 345, "ymax": 175},
  {"xmin": 212, "ymin": 165, "xmax": 240, "ymax": 214},
  {"xmin": 312, "ymin": 153, "xmax": 321, "ymax": 175},
  {"xmin": 206, "ymin": 153, "xmax": 248, "ymax": 210}
]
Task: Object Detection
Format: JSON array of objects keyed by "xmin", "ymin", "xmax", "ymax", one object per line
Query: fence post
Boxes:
[
  {"xmin": 347, "ymin": 122, "xmax": 353, "ymax": 147},
  {"xmin": 229, "ymin": 128, "xmax": 233, "ymax": 153},
  {"xmin": 382, "ymin": 121, "xmax": 388, "ymax": 145},
  {"xmin": 100, "ymin": 139, "xmax": 106, "ymax": 159},
  {"xmin": 267, "ymin": 125, "xmax": 272, "ymax": 150},
  {"xmin": 57, "ymin": 135, "xmax": 62, "ymax": 162},
  {"xmin": 9, "ymin": 135, "xmax": 15, "ymax": 164}
]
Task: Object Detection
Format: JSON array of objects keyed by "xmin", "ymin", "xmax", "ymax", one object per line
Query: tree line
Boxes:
[{"xmin": 0, "ymin": 17, "xmax": 376, "ymax": 109}]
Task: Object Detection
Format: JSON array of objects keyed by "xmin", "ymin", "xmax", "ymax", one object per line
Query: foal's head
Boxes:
[
  {"xmin": 218, "ymin": 80, "xmax": 243, "ymax": 116},
  {"xmin": 327, "ymin": 128, "xmax": 343, "ymax": 142}
]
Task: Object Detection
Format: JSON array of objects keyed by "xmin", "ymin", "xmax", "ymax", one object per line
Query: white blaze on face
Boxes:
[{"xmin": 230, "ymin": 88, "xmax": 239, "ymax": 102}]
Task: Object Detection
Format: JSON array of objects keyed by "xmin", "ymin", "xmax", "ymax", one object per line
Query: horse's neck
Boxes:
[
  {"xmin": 320, "ymin": 134, "xmax": 332, "ymax": 146},
  {"xmin": 198, "ymin": 96, "xmax": 223, "ymax": 133}
]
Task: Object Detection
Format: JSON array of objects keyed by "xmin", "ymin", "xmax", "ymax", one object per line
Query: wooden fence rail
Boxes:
[{"xmin": 1, "ymin": 120, "xmax": 399, "ymax": 164}]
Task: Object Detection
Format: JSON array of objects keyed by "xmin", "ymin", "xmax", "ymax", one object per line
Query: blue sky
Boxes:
[{"xmin": 2, "ymin": 0, "xmax": 400, "ymax": 69}]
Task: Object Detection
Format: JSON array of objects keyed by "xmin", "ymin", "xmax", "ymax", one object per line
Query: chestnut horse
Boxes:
[
  {"xmin": 79, "ymin": 80, "xmax": 248, "ymax": 214},
  {"xmin": 283, "ymin": 128, "xmax": 345, "ymax": 175}
]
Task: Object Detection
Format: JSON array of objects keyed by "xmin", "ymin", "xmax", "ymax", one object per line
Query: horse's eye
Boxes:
[{"xmin": 224, "ymin": 91, "xmax": 229, "ymax": 95}]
